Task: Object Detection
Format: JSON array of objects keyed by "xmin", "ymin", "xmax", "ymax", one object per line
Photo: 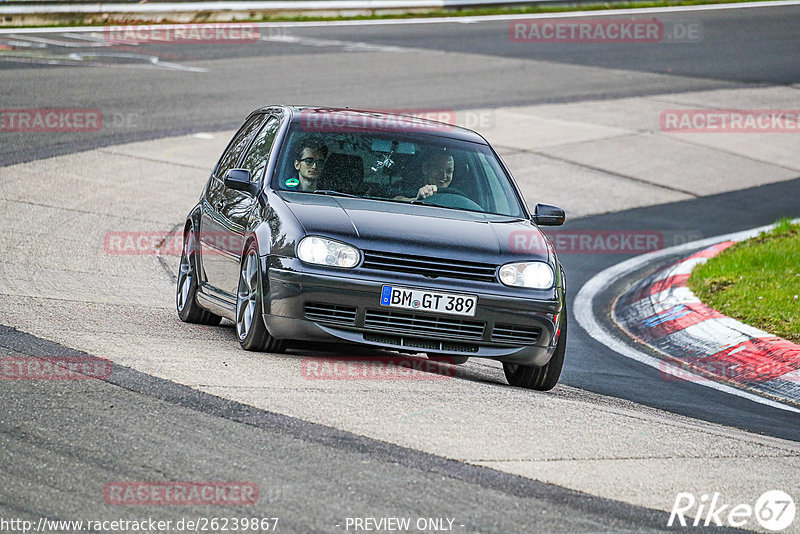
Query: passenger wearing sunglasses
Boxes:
[{"xmin": 292, "ymin": 139, "xmax": 329, "ymax": 191}]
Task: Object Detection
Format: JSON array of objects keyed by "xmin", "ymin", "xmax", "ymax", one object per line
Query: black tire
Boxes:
[
  {"xmin": 235, "ymin": 241, "xmax": 286, "ymax": 353},
  {"xmin": 503, "ymin": 307, "xmax": 567, "ymax": 391},
  {"xmin": 176, "ymin": 226, "xmax": 222, "ymax": 326}
]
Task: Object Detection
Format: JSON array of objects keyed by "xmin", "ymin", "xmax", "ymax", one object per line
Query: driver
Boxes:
[
  {"xmin": 290, "ymin": 138, "xmax": 328, "ymax": 192},
  {"xmin": 395, "ymin": 151, "xmax": 454, "ymax": 202}
]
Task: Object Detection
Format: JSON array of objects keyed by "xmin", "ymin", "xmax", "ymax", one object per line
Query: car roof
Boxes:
[{"xmin": 252, "ymin": 105, "xmax": 490, "ymax": 144}]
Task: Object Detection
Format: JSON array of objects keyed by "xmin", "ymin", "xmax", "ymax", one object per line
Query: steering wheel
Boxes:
[{"xmin": 425, "ymin": 188, "xmax": 483, "ymax": 211}]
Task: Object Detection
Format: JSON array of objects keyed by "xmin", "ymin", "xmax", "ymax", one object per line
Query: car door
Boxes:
[
  {"xmin": 199, "ymin": 113, "xmax": 265, "ymax": 298},
  {"xmin": 214, "ymin": 115, "xmax": 282, "ymax": 297}
]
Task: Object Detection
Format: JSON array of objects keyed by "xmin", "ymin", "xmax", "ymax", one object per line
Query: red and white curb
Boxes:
[
  {"xmin": 615, "ymin": 241, "xmax": 800, "ymax": 407},
  {"xmin": 574, "ymin": 223, "xmax": 800, "ymax": 414}
]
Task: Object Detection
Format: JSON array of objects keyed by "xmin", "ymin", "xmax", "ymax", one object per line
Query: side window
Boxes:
[
  {"xmin": 240, "ymin": 116, "xmax": 280, "ymax": 182},
  {"xmin": 214, "ymin": 114, "xmax": 264, "ymax": 180}
]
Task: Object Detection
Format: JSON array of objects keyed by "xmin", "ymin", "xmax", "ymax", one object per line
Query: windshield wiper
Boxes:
[{"xmin": 313, "ymin": 189, "xmax": 359, "ymax": 198}]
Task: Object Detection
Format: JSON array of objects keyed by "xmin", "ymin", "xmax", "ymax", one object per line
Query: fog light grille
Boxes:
[
  {"xmin": 491, "ymin": 324, "xmax": 541, "ymax": 345},
  {"xmin": 304, "ymin": 303, "xmax": 357, "ymax": 325}
]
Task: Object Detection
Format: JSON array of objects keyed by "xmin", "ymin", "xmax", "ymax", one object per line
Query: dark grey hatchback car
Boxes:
[{"xmin": 177, "ymin": 106, "xmax": 568, "ymax": 390}]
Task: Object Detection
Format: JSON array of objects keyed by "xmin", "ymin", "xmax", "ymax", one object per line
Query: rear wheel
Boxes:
[
  {"xmin": 176, "ymin": 226, "xmax": 222, "ymax": 325},
  {"xmin": 236, "ymin": 242, "xmax": 286, "ymax": 352},
  {"xmin": 503, "ymin": 308, "xmax": 567, "ymax": 391}
]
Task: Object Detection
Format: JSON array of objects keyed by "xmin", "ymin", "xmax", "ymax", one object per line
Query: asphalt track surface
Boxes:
[
  {"xmin": 2, "ymin": 4, "xmax": 799, "ymax": 166},
  {"xmin": 0, "ymin": 327, "xmax": 695, "ymax": 533},
  {"xmin": 1, "ymin": 4, "xmax": 799, "ymax": 532}
]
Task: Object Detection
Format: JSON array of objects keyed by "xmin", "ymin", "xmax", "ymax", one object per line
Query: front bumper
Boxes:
[{"xmin": 262, "ymin": 258, "xmax": 563, "ymax": 366}]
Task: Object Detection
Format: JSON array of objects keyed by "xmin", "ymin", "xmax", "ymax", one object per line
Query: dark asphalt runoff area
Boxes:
[{"xmin": 1, "ymin": 4, "xmax": 799, "ymax": 532}]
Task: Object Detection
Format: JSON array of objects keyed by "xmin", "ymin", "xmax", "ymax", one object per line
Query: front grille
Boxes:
[
  {"xmin": 304, "ymin": 303, "xmax": 357, "ymax": 325},
  {"xmin": 363, "ymin": 333, "xmax": 479, "ymax": 353},
  {"xmin": 491, "ymin": 323, "xmax": 541, "ymax": 345},
  {"xmin": 441, "ymin": 341, "xmax": 479, "ymax": 353},
  {"xmin": 364, "ymin": 309, "xmax": 485, "ymax": 340},
  {"xmin": 363, "ymin": 332, "xmax": 401, "ymax": 345},
  {"xmin": 401, "ymin": 337, "xmax": 440, "ymax": 350},
  {"xmin": 361, "ymin": 250, "xmax": 497, "ymax": 283}
]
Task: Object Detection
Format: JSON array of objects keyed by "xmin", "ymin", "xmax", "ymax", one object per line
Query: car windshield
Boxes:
[{"xmin": 272, "ymin": 120, "xmax": 526, "ymax": 218}]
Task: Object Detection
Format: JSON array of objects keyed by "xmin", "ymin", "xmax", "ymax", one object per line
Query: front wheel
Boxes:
[
  {"xmin": 236, "ymin": 242, "xmax": 286, "ymax": 353},
  {"xmin": 503, "ymin": 307, "xmax": 567, "ymax": 391}
]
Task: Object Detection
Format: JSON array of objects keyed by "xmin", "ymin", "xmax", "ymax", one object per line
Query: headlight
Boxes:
[
  {"xmin": 498, "ymin": 261, "xmax": 554, "ymax": 289},
  {"xmin": 297, "ymin": 236, "xmax": 360, "ymax": 268}
]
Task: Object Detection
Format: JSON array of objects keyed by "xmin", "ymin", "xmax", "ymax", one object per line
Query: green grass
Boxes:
[
  {"xmin": 688, "ymin": 218, "xmax": 800, "ymax": 343},
  {"xmin": 3, "ymin": 0, "xmax": 781, "ymax": 29}
]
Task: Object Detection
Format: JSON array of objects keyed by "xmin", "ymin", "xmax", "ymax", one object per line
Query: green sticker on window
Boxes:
[{"xmin": 285, "ymin": 178, "xmax": 300, "ymax": 187}]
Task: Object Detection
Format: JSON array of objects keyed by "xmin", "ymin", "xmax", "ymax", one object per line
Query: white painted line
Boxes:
[
  {"xmin": 659, "ymin": 317, "xmax": 773, "ymax": 354},
  {"xmin": 669, "ymin": 256, "xmax": 710, "ymax": 276},
  {"xmin": 0, "ymin": 38, "xmax": 46, "ymax": 47},
  {"xmin": 5, "ymin": 34, "xmax": 108, "ymax": 47},
  {"xmin": 707, "ymin": 316, "xmax": 774, "ymax": 339},
  {"xmin": 0, "ymin": 52, "xmax": 207, "ymax": 71},
  {"xmin": 261, "ymin": 34, "xmax": 408, "ymax": 52},
  {"xmin": 0, "ymin": 56, "xmax": 90, "ymax": 66},
  {"xmin": 782, "ymin": 368, "xmax": 800, "ymax": 382},
  {"xmin": 647, "ymin": 285, "xmax": 702, "ymax": 307},
  {"xmin": 1, "ymin": 0, "xmax": 799, "ymax": 34},
  {"xmin": 573, "ymin": 222, "xmax": 800, "ymax": 414}
]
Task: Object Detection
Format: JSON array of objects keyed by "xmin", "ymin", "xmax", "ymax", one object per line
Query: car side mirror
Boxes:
[
  {"xmin": 224, "ymin": 168, "xmax": 259, "ymax": 195},
  {"xmin": 532, "ymin": 203, "xmax": 565, "ymax": 226}
]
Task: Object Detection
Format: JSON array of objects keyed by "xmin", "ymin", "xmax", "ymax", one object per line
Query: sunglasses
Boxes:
[{"xmin": 298, "ymin": 158, "xmax": 325, "ymax": 167}]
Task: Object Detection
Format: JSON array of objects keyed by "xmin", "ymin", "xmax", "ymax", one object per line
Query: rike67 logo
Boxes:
[{"xmin": 669, "ymin": 490, "xmax": 795, "ymax": 530}]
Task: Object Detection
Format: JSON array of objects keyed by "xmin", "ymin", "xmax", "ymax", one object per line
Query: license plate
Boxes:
[{"xmin": 380, "ymin": 285, "xmax": 478, "ymax": 317}]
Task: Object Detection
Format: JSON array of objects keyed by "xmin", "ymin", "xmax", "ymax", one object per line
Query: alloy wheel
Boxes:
[{"xmin": 236, "ymin": 249, "xmax": 259, "ymax": 340}]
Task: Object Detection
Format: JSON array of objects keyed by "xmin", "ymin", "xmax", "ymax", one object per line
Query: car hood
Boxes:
[{"xmin": 279, "ymin": 192, "xmax": 552, "ymax": 264}]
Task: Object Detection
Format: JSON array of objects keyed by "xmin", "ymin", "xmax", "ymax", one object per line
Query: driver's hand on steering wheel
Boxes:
[{"xmin": 416, "ymin": 184, "xmax": 438, "ymax": 200}]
